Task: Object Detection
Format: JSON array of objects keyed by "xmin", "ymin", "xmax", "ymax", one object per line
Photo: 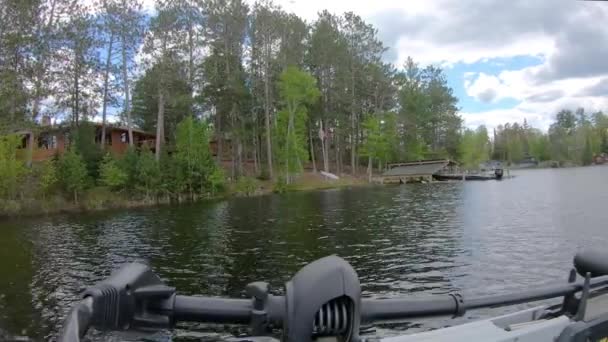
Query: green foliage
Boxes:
[
  {"xmin": 396, "ymin": 58, "xmax": 461, "ymax": 161},
  {"xmin": 460, "ymin": 126, "xmax": 490, "ymax": 169},
  {"xmin": 208, "ymin": 167, "xmax": 225, "ymax": 196},
  {"xmin": 120, "ymin": 147, "xmax": 139, "ymax": 189},
  {"xmin": 0, "ymin": 134, "xmax": 26, "ymax": 199},
  {"xmin": 99, "ymin": 154, "xmax": 128, "ymax": 190},
  {"xmin": 493, "ymin": 109, "xmax": 608, "ymax": 165},
  {"xmin": 582, "ymin": 136, "xmax": 593, "ymax": 166},
  {"xmin": 38, "ymin": 160, "xmax": 58, "ymax": 198},
  {"xmin": 234, "ymin": 176, "xmax": 258, "ymax": 196},
  {"xmin": 60, "ymin": 149, "xmax": 89, "ymax": 203},
  {"xmin": 72, "ymin": 122, "xmax": 103, "ymax": 178},
  {"xmin": 135, "ymin": 149, "xmax": 161, "ymax": 199},
  {"xmin": 273, "ymin": 175, "xmax": 296, "ymax": 193},
  {"xmin": 275, "ymin": 67, "xmax": 320, "ymax": 183},
  {"xmin": 131, "ymin": 59, "xmax": 193, "ymax": 139},
  {"xmin": 174, "ymin": 117, "xmax": 218, "ymax": 196},
  {"xmin": 81, "ymin": 187, "xmax": 120, "ymax": 211}
]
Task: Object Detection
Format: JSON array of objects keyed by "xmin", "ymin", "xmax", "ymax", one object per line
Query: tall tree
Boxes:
[
  {"xmin": 202, "ymin": 0, "xmax": 249, "ymax": 177},
  {"xmin": 54, "ymin": 4, "xmax": 100, "ymax": 126},
  {"xmin": 250, "ymin": 1, "xmax": 282, "ymax": 178},
  {"xmin": 307, "ymin": 11, "xmax": 348, "ymax": 173},
  {"xmin": 145, "ymin": 1, "xmax": 181, "ymax": 160},
  {"xmin": 341, "ymin": 12, "xmax": 384, "ymax": 175},
  {"xmin": 116, "ymin": 0, "xmax": 144, "ymax": 146},
  {"xmin": 275, "ymin": 67, "xmax": 320, "ymax": 183}
]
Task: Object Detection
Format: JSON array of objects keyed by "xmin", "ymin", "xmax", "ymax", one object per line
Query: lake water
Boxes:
[{"xmin": 1, "ymin": 166, "xmax": 608, "ymax": 341}]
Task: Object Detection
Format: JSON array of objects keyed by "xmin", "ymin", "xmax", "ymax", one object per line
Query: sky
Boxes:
[{"xmin": 136, "ymin": 0, "xmax": 608, "ymax": 130}]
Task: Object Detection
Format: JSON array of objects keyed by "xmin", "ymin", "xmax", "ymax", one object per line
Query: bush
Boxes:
[
  {"xmin": 136, "ymin": 149, "xmax": 160, "ymax": 200},
  {"xmin": 72, "ymin": 122, "xmax": 103, "ymax": 178},
  {"xmin": 82, "ymin": 187, "xmax": 120, "ymax": 211},
  {"xmin": 120, "ymin": 147, "xmax": 139, "ymax": 189},
  {"xmin": 257, "ymin": 169, "xmax": 271, "ymax": 181},
  {"xmin": 0, "ymin": 134, "xmax": 27, "ymax": 199},
  {"xmin": 37, "ymin": 159, "xmax": 58, "ymax": 198},
  {"xmin": 60, "ymin": 149, "xmax": 89, "ymax": 203},
  {"xmin": 0, "ymin": 199, "xmax": 21, "ymax": 216},
  {"xmin": 99, "ymin": 154, "xmax": 128, "ymax": 190},
  {"xmin": 234, "ymin": 176, "xmax": 258, "ymax": 196},
  {"xmin": 208, "ymin": 167, "xmax": 225, "ymax": 196},
  {"xmin": 273, "ymin": 175, "xmax": 292, "ymax": 193}
]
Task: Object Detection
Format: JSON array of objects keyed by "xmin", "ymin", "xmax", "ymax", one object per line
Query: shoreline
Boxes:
[{"xmin": 0, "ymin": 173, "xmax": 368, "ymax": 219}]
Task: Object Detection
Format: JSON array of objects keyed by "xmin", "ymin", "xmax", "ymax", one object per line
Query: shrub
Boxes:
[
  {"xmin": 99, "ymin": 154, "xmax": 128, "ymax": 190},
  {"xmin": 120, "ymin": 147, "xmax": 139, "ymax": 189},
  {"xmin": 208, "ymin": 167, "xmax": 225, "ymax": 196},
  {"xmin": 60, "ymin": 149, "xmax": 88, "ymax": 204},
  {"xmin": 273, "ymin": 175, "xmax": 290, "ymax": 193},
  {"xmin": 234, "ymin": 176, "xmax": 258, "ymax": 196},
  {"xmin": 136, "ymin": 149, "xmax": 160, "ymax": 200},
  {"xmin": 0, "ymin": 134, "xmax": 27, "ymax": 199},
  {"xmin": 38, "ymin": 159, "xmax": 58, "ymax": 199},
  {"xmin": 82, "ymin": 187, "xmax": 120, "ymax": 211}
]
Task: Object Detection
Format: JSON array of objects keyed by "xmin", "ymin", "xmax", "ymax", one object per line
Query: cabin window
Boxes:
[
  {"xmin": 95, "ymin": 130, "xmax": 113, "ymax": 146},
  {"xmin": 37, "ymin": 134, "xmax": 57, "ymax": 149},
  {"xmin": 19, "ymin": 135, "xmax": 28, "ymax": 149},
  {"xmin": 120, "ymin": 132, "xmax": 129, "ymax": 143}
]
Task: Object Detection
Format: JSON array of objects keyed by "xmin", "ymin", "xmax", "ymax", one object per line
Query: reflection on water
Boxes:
[{"xmin": 1, "ymin": 166, "xmax": 608, "ymax": 341}]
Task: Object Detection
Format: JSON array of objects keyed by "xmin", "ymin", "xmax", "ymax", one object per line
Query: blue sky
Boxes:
[{"xmin": 444, "ymin": 56, "xmax": 543, "ymax": 114}]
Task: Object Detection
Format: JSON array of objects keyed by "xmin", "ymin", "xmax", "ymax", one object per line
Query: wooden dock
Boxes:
[{"xmin": 381, "ymin": 159, "xmax": 455, "ymax": 184}]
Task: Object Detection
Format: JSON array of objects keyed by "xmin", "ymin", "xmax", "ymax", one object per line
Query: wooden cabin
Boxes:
[{"xmin": 16, "ymin": 124, "xmax": 156, "ymax": 162}]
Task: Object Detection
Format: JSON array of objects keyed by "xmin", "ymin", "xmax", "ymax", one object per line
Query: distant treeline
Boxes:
[{"xmin": 461, "ymin": 108, "xmax": 608, "ymax": 168}]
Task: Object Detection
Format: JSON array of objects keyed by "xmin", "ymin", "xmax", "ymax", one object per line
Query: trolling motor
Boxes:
[
  {"xmin": 58, "ymin": 256, "xmax": 362, "ymax": 342},
  {"xmin": 58, "ymin": 251, "xmax": 608, "ymax": 342}
]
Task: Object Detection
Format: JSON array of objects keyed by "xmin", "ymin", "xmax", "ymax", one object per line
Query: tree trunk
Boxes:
[
  {"xmin": 27, "ymin": 132, "xmax": 34, "ymax": 168},
  {"xmin": 155, "ymin": 90, "xmax": 165, "ymax": 161},
  {"xmin": 285, "ymin": 108, "xmax": 294, "ymax": 184},
  {"xmin": 309, "ymin": 126, "xmax": 316, "ymax": 173},
  {"xmin": 216, "ymin": 107, "xmax": 223, "ymax": 163},
  {"xmin": 335, "ymin": 131, "xmax": 340, "ymax": 175},
  {"xmin": 74, "ymin": 61, "xmax": 80, "ymax": 126},
  {"xmin": 264, "ymin": 40, "xmax": 273, "ymax": 179},
  {"xmin": 350, "ymin": 69, "xmax": 356, "ymax": 175},
  {"xmin": 230, "ymin": 106, "xmax": 236, "ymax": 180},
  {"xmin": 238, "ymin": 116, "xmax": 244, "ymax": 177},
  {"xmin": 319, "ymin": 120, "xmax": 329, "ymax": 172},
  {"xmin": 368, "ymin": 156, "xmax": 372, "ymax": 182},
  {"xmin": 121, "ymin": 34, "xmax": 133, "ymax": 146},
  {"xmin": 253, "ymin": 135, "xmax": 259, "ymax": 175},
  {"xmin": 101, "ymin": 33, "xmax": 114, "ymax": 151}
]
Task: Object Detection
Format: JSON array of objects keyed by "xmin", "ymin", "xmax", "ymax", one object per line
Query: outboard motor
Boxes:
[
  {"xmin": 283, "ymin": 256, "xmax": 361, "ymax": 342},
  {"xmin": 494, "ymin": 168, "xmax": 504, "ymax": 180}
]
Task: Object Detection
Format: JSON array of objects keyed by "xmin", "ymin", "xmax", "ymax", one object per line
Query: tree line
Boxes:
[
  {"xmin": 460, "ymin": 108, "xmax": 608, "ymax": 168},
  {"xmin": 2, "ymin": 0, "xmax": 605, "ymax": 195},
  {"xmin": 0, "ymin": 0, "xmax": 461, "ymax": 182}
]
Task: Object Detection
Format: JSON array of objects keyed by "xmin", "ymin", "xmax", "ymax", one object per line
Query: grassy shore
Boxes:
[{"xmin": 0, "ymin": 172, "xmax": 367, "ymax": 218}]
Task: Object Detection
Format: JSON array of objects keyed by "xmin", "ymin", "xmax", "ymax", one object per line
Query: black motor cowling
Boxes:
[
  {"xmin": 283, "ymin": 255, "xmax": 361, "ymax": 342},
  {"xmin": 574, "ymin": 249, "xmax": 608, "ymax": 277}
]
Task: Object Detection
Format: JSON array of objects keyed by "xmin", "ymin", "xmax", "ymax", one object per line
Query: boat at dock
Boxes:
[{"xmin": 434, "ymin": 168, "xmax": 504, "ymax": 181}]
